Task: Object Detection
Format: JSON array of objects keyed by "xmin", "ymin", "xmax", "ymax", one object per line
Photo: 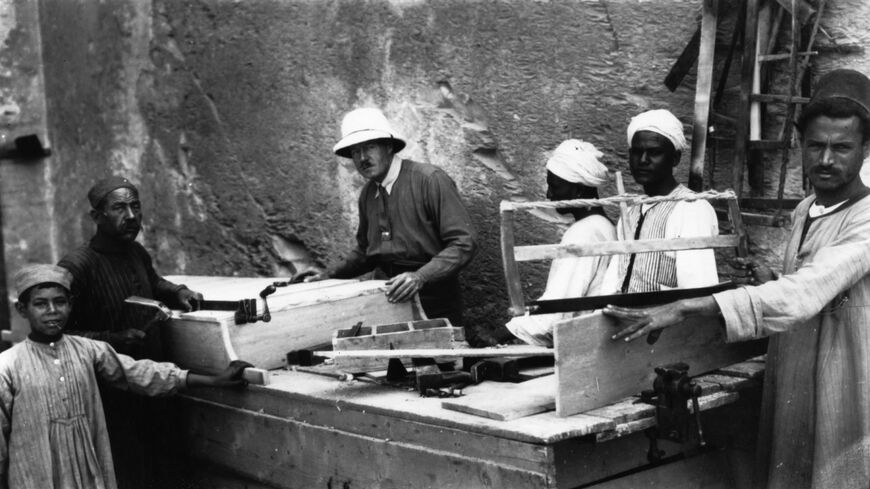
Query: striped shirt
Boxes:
[
  {"xmin": 614, "ymin": 184, "xmax": 719, "ymax": 292},
  {"xmin": 0, "ymin": 335, "xmax": 187, "ymax": 489},
  {"xmin": 58, "ymin": 233, "xmax": 186, "ymax": 357}
]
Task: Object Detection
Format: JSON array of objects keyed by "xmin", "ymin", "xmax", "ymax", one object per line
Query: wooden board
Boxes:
[
  {"xmin": 688, "ymin": 0, "xmax": 718, "ymax": 191},
  {"xmin": 162, "ymin": 277, "xmax": 424, "ymax": 374},
  {"xmin": 553, "ymin": 311, "xmax": 765, "ymax": 417},
  {"xmin": 441, "ymin": 375, "xmax": 555, "ymax": 421},
  {"xmin": 316, "ymin": 344, "xmax": 553, "ymax": 359}
]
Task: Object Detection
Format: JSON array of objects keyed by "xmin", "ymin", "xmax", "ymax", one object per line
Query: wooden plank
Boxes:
[
  {"xmin": 664, "ymin": 26, "xmax": 701, "ymax": 91},
  {"xmin": 718, "ymin": 360, "xmax": 765, "ymax": 379},
  {"xmin": 553, "ymin": 311, "xmax": 764, "ymax": 417},
  {"xmin": 515, "ymin": 235, "xmax": 739, "ymax": 261},
  {"xmin": 188, "ymin": 370, "xmax": 615, "ymax": 445},
  {"xmin": 163, "ymin": 278, "xmax": 423, "ymax": 374},
  {"xmin": 689, "ymin": 0, "xmax": 718, "ymax": 191},
  {"xmin": 316, "ymin": 345, "xmax": 554, "ymax": 359},
  {"xmin": 594, "ymin": 391, "xmax": 740, "ymax": 442},
  {"xmin": 241, "ymin": 367, "xmax": 270, "ymax": 386},
  {"xmin": 500, "ymin": 208, "xmax": 526, "ymax": 316},
  {"xmin": 181, "ymin": 397, "xmax": 554, "ymax": 489},
  {"xmin": 731, "ymin": 0, "xmax": 759, "ymax": 197},
  {"xmin": 441, "ymin": 375, "xmax": 555, "ymax": 421}
]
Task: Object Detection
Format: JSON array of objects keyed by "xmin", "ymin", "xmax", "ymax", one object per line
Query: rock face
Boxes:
[{"xmin": 1, "ymin": 0, "xmax": 868, "ymax": 341}]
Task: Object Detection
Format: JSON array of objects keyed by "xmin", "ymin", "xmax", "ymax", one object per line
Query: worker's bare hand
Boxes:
[
  {"xmin": 727, "ymin": 257, "xmax": 776, "ymax": 285},
  {"xmin": 216, "ymin": 360, "xmax": 255, "ymax": 387},
  {"xmin": 176, "ymin": 287, "xmax": 204, "ymax": 312},
  {"xmin": 385, "ymin": 272, "xmax": 423, "ymax": 303},
  {"xmin": 299, "ymin": 269, "xmax": 329, "ymax": 283},
  {"xmin": 603, "ymin": 302, "xmax": 686, "ymax": 342},
  {"xmin": 108, "ymin": 328, "xmax": 146, "ymax": 346}
]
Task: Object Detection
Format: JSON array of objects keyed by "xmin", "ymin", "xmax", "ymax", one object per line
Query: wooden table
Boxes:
[{"xmin": 176, "ymin": 358, "xmax": 764, "ymax": 489}]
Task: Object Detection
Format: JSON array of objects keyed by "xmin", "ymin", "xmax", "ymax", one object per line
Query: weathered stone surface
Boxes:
[{"xmin": 0, "ymin": 0, "xmax": 867, "ymax": 341}]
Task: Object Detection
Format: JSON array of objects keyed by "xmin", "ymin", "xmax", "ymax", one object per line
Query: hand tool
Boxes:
[{"xmin": 124, "ymin": 296, "xmax": 172, "ymax": 321}]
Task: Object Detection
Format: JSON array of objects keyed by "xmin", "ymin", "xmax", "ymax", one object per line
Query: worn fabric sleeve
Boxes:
[
  {"xmin": 139, "ymin": 245, "xmax": 187, "ymax": 306},
  {"xmin": 57, "ymin": 255, "xmax": 110, "ymax": 341},
  {"xmin": 713, "ymin": 235, "xmax": 870, "ymax": 343},
  {"xmin": 668, "ymin": 200, "xmax": 720, "ymax": 288},
  {"xmin": 414, "ymin": 170, "xmax": 478, "ymax": 284},
  {"xmin": 0, "ymin": 358, "xmax": 12, "ymax": 489},
  {"xmin": 93, "ymin": 341, "xmax": 188, "ymax": 396}
]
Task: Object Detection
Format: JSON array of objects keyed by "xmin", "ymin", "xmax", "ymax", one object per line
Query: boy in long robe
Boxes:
[{"xmin": 0, "ymin": 264, "xmax": 248, "ymax": 489}]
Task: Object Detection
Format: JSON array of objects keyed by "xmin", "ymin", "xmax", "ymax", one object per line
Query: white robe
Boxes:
[
  {"xmin": 713, "ymin": 194, "xmax": 870, "ymax": 489},
  {"xmin": 506, "ymin": 214, "xmax": 615, "ymax": 346}
]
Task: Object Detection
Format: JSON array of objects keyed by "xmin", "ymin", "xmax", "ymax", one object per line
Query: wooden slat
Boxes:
[
  {"xmin": 316, "ymin": 345, "xmax": 554, "ymax": 360},
  {"xmin": 731, "ymin": 0, "xmax": 759, "ymax": 197},
  {"xmin": 441, "ymin": 375, "xmax": 555, "ymax": 421},
  {"xmin": 664, "ymin": 26, "xmax": 701, "ymax": 92},
  {"xmin": 758, "ymin": 51, "xmax": 816, "ymax": 62},
  {"xmin": 514, "ymin": 235, "xmax": 739, "ymax": 262},
  {"xmin": 751, "ymin": 93, "xmax": 810, "ymax": 103},
  {"xmin": 553, "ymin": 312, "xmax": 765, "ymax": 417},
  {"xmin": 500, "ymin": 208, "xmax": 525, "ymax": 315},
  {"xmin": 689, "ymin": 0, "xmax": 718, "ymax": 191}
]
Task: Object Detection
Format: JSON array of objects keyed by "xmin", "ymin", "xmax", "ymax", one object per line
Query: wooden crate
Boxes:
[{"xmin": 332, "ymin": 318, "xmax": 466, "ymax": 372}]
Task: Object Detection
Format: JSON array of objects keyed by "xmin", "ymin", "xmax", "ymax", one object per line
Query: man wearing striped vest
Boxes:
[{"xmin": 609, "ymin": 109, "xmax": 719, "ymax": 293}]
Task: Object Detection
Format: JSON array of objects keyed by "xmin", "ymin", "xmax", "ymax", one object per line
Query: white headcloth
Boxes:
[
  {"xmin": 626, "ymin": 109, "xmax": 688, "ymax": 152},
  {"xmin": 545, "ymin": 139, "xmax": 608, "ymax": 187}
]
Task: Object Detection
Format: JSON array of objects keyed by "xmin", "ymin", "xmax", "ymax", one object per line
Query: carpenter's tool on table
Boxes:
[
  {"xmin": 637, "ymin": 362, "xmax": 705, "ymax": 464},
  {"xmin": 124, "ymin": 296, "xmax": 173, "ymax": 321},
  {"xmin": 416, "ymin": 366, "xmax": 474, "ymax": 398}
]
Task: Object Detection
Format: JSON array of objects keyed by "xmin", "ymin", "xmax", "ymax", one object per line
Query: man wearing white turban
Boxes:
[
  {"xmin": 506, "ymin": 139, "xmax": 616, "ymax": 346},
  {"xmin": 604, "ymin": 109, "xmax": 719, "ymax": 293}
]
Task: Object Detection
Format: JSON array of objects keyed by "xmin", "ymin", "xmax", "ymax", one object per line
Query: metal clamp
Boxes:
[{"xmin": 638, "ymin": 362, "xmax": 706, "ymax": 464}]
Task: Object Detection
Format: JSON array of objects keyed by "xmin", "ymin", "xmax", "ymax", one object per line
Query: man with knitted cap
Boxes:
[
  {"xmin": 57, "ymin": 175, "xmax": 204, "ymax": 489},
  {"xmin": 605, "ymin": 69, "xmax": 870, "ymax": 489},
  {"xmin": 506, "ymin": 139, "xmax": 616, "ymax": 346},
  {"xmin": 306, "ymin": 108, "xmax": 478, "ymax": 330},
  {"xmin": 604, "ymin": 108, "xmax": 719, "ymax": 293}
]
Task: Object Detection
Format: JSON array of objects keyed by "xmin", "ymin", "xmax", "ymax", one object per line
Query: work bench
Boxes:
[{"xmin": 177, "ymin": 358, "xmax": 764, "ymax": 489}]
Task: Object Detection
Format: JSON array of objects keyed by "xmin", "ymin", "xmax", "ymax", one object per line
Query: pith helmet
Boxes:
[{"xmin": 333, "ymin": 108, "xmax": 406, "ymax": 158}]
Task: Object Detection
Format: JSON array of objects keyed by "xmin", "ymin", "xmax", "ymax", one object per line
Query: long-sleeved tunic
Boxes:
[
  {"xmin": 332, "ymin": 159, "xmax": 478, "ymax": 324},
  {"xmin": 58, "ymin": 233, "xmax": 186, "ymax": 358},
  {"xmin": 0, "ymin": 335, "xmax": 187, "ymax": 489},
  {"xmin": 713, "ymin": 193, "xmax": 870, "ymax": 489}
]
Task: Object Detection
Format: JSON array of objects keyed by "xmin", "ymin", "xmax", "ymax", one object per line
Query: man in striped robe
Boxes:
[
  {"xmin": 606, "ymin": 69, "xmax": 870, "ymax": 489},
  {"xmin": 605, "ymin": 109, "xmax": 720, "ymax": 294}
]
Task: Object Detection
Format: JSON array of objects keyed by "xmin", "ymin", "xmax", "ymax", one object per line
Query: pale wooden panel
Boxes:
[
  {"xmin": 317, "ymin": 344, "xmax": 554, "ymax": 359},
  {"xmin": 163, "ymin": 279, "xmax": 422, "ymax": 374},
  {"xmin": 553, "ymin": 311, "xmax": 764, "ymax": 417},
  {"xmin": 441, "ymin": 375, "xmax": 555, "ymax": 421},
  {"xmin": 189, "ymin": 370, "xmax": 614, "ymax": 444},
  {"xmin": 181, "ymin": 398, "xmax": 554, "ymax": 489},
  {"xmin": 515, "ymin": 235, "xmax": 739, "ymax": 261}
]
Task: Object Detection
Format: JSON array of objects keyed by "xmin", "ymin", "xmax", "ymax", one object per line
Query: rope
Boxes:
[{"xmin": 500, "ymin": 189, "xmax": 737, "ymax": 212}]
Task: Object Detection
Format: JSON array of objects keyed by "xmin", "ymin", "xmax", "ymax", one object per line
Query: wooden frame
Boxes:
[{"xmin": 500, "ymin": 189, "xmax": 748, "ymax": 316}]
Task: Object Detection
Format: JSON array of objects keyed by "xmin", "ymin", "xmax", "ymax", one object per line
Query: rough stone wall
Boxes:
[
  {"xmin": 1, "ymin": 0, "xmax": 866, "ymax": 342},
  {"xmin": 0, "ymin": 0, "xmax": 52, "ymax": 334}
]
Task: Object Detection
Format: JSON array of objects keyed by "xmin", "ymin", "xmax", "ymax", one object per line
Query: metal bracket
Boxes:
[{"xmin": 638, "ymin": 362, "xmax": 706, "ymax": 464}]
